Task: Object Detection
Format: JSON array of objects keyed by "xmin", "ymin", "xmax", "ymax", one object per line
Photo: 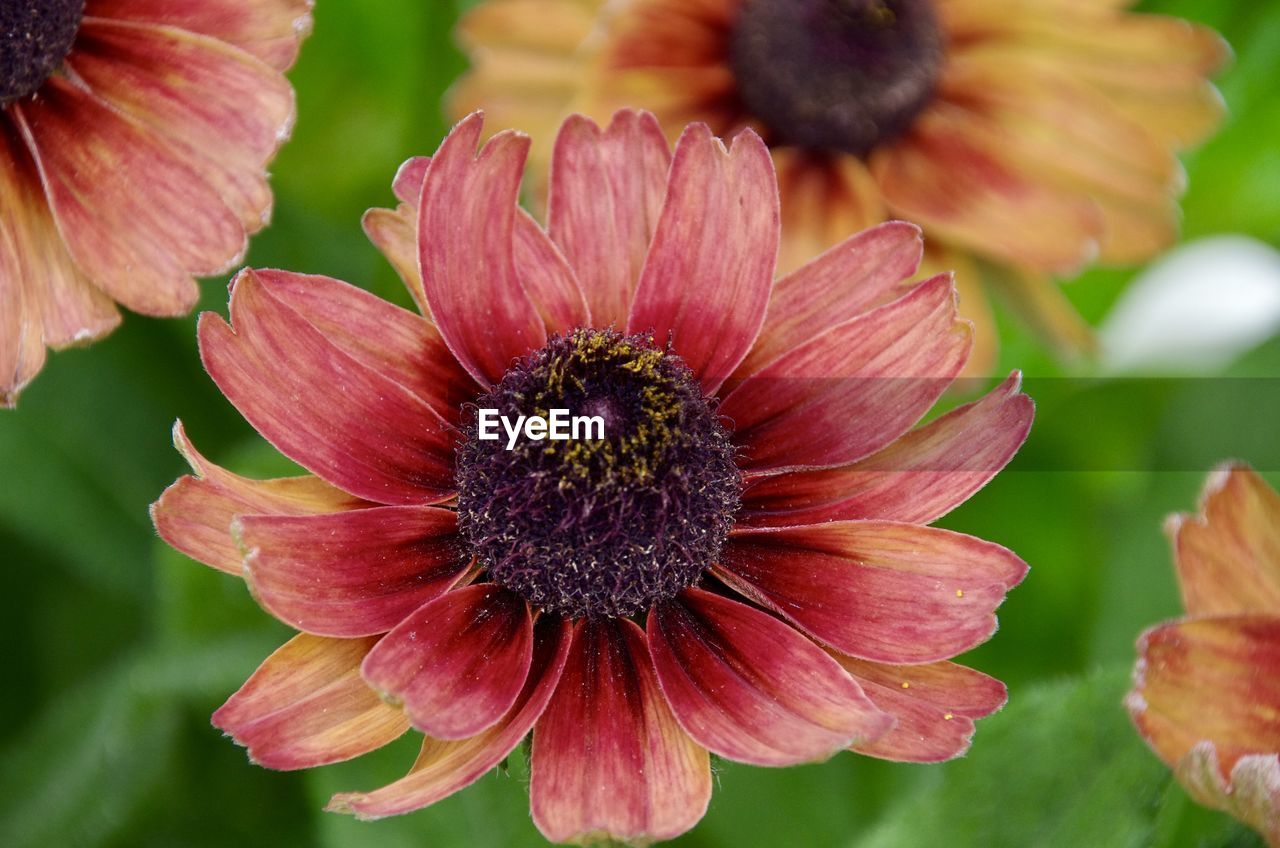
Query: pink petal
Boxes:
[
  {"xmin": 85, "ymin": 0, "xmax": 313, "ymax": 71},
  {"xmin": 513, "ymin": 208, "xmax": 590, "ymax": 334},
  {"xmin": 361, "ymin": 585, "xmax": 534, "ymax": 740},
  {"xmin": 417, "ymin": 113, "xmax": 546, "ymax": 386},
  {"xmin": 212, "ymin": 633, "xmax": 408, "ymax": 770},
  {"xmin": 647, "ymin": 588, "xmax": 894, "ymax": 766},
  {"xmin": 68, "ymin": 19, "xmax": 293, "ymax": 233},
  {"xmin": 362, "ymin": 157, "xmax": 432, "ymax": 311},
  {"xmin": 392, "ymin": 156, "xmax": 431, "ymax": 204},
  {"xmin": 738, "ymin": 372, "xmax": 1033, "ymax": 527},
  {"xmin": 12, "ymin": 79, "xmax": 246, "ymax": 315},
  {"xmin": 722, "ymin": 274, "xmax": 971, "ymax": 473},
  {"xmin": 151, "ymin": 421, "xmax": 366, "ymax": 575},
  {"xmin": 199, "ymin": 269, "xmax": 456, "ymax": 505},
  {"xmin": 716, "ymin": 522, "xmax": 1027, "ymax": 664},
  {"xmin": 239, "ymin": 506, "xmax": 469, "ymax": 637},
  {"xmin": 832, "ymin": 655, "xmax": 1007, "ymax": 763},
  {"xmin": 251, "ymin": 269, "xmax": 477, "ymax": 423},
  {"xmin": 328, "ymin": 617, "xmax": 572, "ymax": 820},
  {"xmin": 531, "ymin": 618, "xmax": 711, "ymax": 845},
  {"xmin": 733, "ymin": 221, "xmax": 924, "ymax": 383},
  {"xmin": 547, "ymin": 110, "xmax": 671, "ymax": 327},
  {"xmin": 627, "ymin": 124, "xmax": 779, "ymax": 395}
]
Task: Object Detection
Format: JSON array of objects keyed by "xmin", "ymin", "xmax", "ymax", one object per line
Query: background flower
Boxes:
[{"xmin": 1, "ymin": 0, "xmax": 312, "ymax": 406}]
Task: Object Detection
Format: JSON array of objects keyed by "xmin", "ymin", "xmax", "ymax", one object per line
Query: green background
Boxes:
[{"xmin": 2, "ymin": 0, "xmax": 1279, "ymax": 845}]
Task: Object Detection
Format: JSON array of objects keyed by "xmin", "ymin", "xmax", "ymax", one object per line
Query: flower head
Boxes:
[
  {"xmin": 1, "ymin": 0, "xmax": 312, "ymax": 406},
  {"xmin": 154, "ymin": 110, "xmax": 1032, "ymax": 844},
  {"xmin": 1129, "ymin": 463, "xmax": 1280, "ymax": 846},
  {"xmin": 452, "ymin": 0, "xmax": 1228, "ymax": 372}
]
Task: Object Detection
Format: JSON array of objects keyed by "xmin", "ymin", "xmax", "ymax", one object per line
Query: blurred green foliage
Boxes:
[{"xmin": 2, "ymin": 0, "xmax": 1279, "ymax": 846}]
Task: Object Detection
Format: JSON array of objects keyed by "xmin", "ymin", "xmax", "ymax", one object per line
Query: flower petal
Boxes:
[
  {"xmin": 531, "ymin": 618, "xmax": 711, "ymax": 845},
  {"xmin": 771, "ymin": 148, "xmax": 887, "ymax": 276},
  {"xmin": 151, "ymin": 421, "xmax": 366, "ymax": 574},
  {"xmin": 85, "ymin": 0, "xmax": 314, "ymax": 70},
  {"xmin": 647, "ymin": 588, "xmax": 893, "ymax": 766},
  {"xmin": 1129, "ymin": 616, "xmax": 1280, "ymax": 778},
  {"xmin": 722, "ymin": 274, "xmax": 970, "ymax": 473},
  {"xmin": 513, "ymin": 207, "xmax": 590, "ymax": 334},
  {"xmin": 239, "ymin": 506, "xmax": 469, "ymax": 637},
  {"xmin": 716, "ymin": 522, "xmax": 1027, "ymax": 663},
  {"xmin": 737, "ymin": 373, "xmax": 1032, "ymax": 527},
  {"xmin": 627, "ymin": 123, "xmax": 779, "ymax": 395},
  {"xmin": 832, "ymin": 655, "xmax": 1007, "ymax": 763},
  {"xmin": 547, "ymin": 110, "xmax": 671, "ymax": 327},
  {"xmin": 328, "ymin": 616, "xmax": 572, "ymax": 819},
  {"xmin": 361, "ymin": 585, "xmax": 534, "ymax": 740},
  {"xmin": 1168, "ymin": 463, "xmax": 1280, "ymax": 617},
  {"xmin": 734, "ymin": 221, "xmax": 923, "ymax": 382},
  {"xmin": 1173, "ymin": 743, "xmax": 1280, "ymax": 847},
  {"xmin": 417, "ymin": 113, "xmax": 546, "ymax": 386},
  {"xmin": 199, "ymin": 269, "xmax": 456, "ymax": 505},
  {"xmin": 12, "ymin": 78, "xmax": 245, "ymax": 316},
  {"xmin": 212, "ymin": 633, "xmax": 409, "ymax": 770}
]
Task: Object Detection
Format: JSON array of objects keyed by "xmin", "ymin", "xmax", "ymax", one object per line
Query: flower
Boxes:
[
  {"xmin": 1128, "ymin": 463, "xmax": 1280, "ymax": 846},
  {"xmin": 153, "ymin": 110, "xmax": 1032, "ymax": 844},
  {"xmin": 451, "ymin": 0, "xmax": 1228, "ymax": 373},
  {"xmin": 1, "ymin": 0, "xmax": 313, "ymax": 407}
]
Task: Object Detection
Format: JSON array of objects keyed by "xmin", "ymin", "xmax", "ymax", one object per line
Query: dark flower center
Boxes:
[
  {"xmin": 729, "ymin": 0, "xmax": 943, "ymax": 156},
  {"xmin": 456, "ymin": 329, "xmax": 740, "ymax": 619},
  {"xmin": 0, "ymin": 0, "xmax": 84, "ymax": 106}
]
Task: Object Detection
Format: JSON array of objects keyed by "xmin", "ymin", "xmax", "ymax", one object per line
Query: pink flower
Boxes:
[
  {"xmin": 154, "ymin": 110, "xmax": 1032, "ymax": 844},
  {"xmin": 1, "ymin": 0, "xmax": 312, "ymax": 406}
]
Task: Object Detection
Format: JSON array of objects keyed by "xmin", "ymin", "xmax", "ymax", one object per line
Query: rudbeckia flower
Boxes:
[
  {"xmin": 1129, "ymin": 463, "xmax": 1280, "ymax": 846},
  {"xmin": 153, "ymin": 110, "xmax": 1032, "ymax": 844},
  {"xmin": 451, "ymin": 0, "xmax": 1228, "ymax": 373},
  {"xmin": 1, "ymin": 0, "xmax": 312, "ymax": 406}
]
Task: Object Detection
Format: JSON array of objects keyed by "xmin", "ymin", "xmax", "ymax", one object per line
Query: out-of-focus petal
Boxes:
[
  {"xmin": 239, "ymin": 506, "xmax": 469, "ymax": 637},
  {"xmin": 627, "ymin": 123, "xmax": 778, "ymax": 395},
  {"xmin": 151, "ymin": 421, "xmax": 367, "ymax": 575},
  {"xmin": 1168, "ymin": 464, "xmax": 1280, "ymax": 617},
  {"xmin": 647, "ymin": 588, "xmax": 893, "ymax": 766},
  {"xmin": 547, "ymin": 110, "xmax": 670, "ymax": 326},
  {"xmin": 1174, "ymin": 743, "xmax": 1280, "ymax": 847},
  {"xmin": 198, "ymin": 269, "xmax": 456, "ymax": 505},
  {"xmin": 833, "ymin": 654, "xmax": 1008, "ymax": 763},
  {"xmin": 717, "ymin": 522, "xmax": 1027, "ymax": 663},
  {"xmin": 722, "ymin": 274, "xmax": 970, "ymax": 473},
  {"xmin": 212, "ymin": 633, "xmax": 409, "ymax": 770},
  {"xmin": 531, "ymin": 618, "xmax": 710, "ymax": 845},
  {"xmin": 328, "ymin": 617, "xmax": 572, "ymax": 820},
  {"xmin": 362, "ymin": 585, "xmax": 535, "ymax": 740},
  {"xmin": 771, "ymin": 149, "xmax": 887, "ymax": 275},
  {"xmin": 737, "ymin": 373, "xmax": 1032, "ymax": 527}
]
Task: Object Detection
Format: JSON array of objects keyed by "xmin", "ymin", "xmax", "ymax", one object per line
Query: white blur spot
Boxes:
[{"xmin": 1100, "ymin": 235, "xmax": 1280, "ymax": 374}]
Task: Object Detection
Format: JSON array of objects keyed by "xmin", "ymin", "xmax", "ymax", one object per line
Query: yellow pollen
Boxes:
[
  {"xmin": 901, "ymin": 682, "xmax": 910, "ymax": 689},
  {"xmin": 943, "ymin": 713, "xmax": 954, "ymax": 721},
  {"xmin": 955, "ymin": 589, "xmax": 965, "ymax": 598}
]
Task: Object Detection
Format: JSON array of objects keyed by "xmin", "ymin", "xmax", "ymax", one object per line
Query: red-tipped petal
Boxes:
[
  {"xmin": 1168, "ymin": 464, "xmax": 1280, "ymax": 617},
  {"xmin": 648, "ymin": 588, "xmax": 893, "ymax": 766},
  {"xmin": 13, "ymin": 79, "xmax": 246, "ymax": 316},
  {"xmin": 738, "ymin": 373, "xmax": 1033, "ymax": 527},
  {"xmin": 735, "ymin": 221, "xmax": 924, "ymax": 381},
  {"xmin": 239, "ymin": 506, "xmax": 469, "ymax": 637},
  {"xmin": 833, "ymin": 655, "xmax": 1008, "ymax": 763},
  {"xmin": 199, "ymin": 269, "xmax": 456, "ymax": 505},
  {"xmin": 212, "ymin": 633, "xmax": 408, "ymax": 770},
  {"xmin": 628, "ymin": 124, "xmax": 779, "ymax": 395},
  {"xmin": 723, "ymin": 274, "xmax": 970, "ymax": 473},
  {"xmin": 717, "ymin": 522, "xmax": 1027, "ymax": 664},
  {"xmin": 417, "ymin": 113, "xmax": 545, "ymax": 386},
  {"xmin": 513, "ymin": 208, "xmax": 590, "ymax": 334},
  {"xmin": 328, "ymin": 617, "xmax": 572, "ymax": 820},
  {"xmin": 361, "ymin": 585, "xmax": 534, "ymax": 740},
  {"xmin": 548, "ymin": 110, "xmax": 671, "ymax": 327},
  {"xmin": 531, "ymin": 618, "xmax": 711, "ymax": 845},
  {"xmin": 85, "ymin": 0, "xmax": 313, "ymax": 70},
  {"xmin": 151, "ymin": 422, "xmax": 366, "ymax": 574}
]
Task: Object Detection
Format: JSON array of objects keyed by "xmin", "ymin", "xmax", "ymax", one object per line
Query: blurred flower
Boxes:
[
  {"xmin": 452, "ymin": 0, "xmax": 1228, "ymax": 374},
  {"xmin": 153, "ymin": 110, "xmax": 1031, "ymax": 845},
  {"xmin": 1128, "ymin": 463, "xmax": 1280, "ymax": 845},
  {"xmin": 1, "ymin": 0, "xmax": 313, "ymax": 407}
]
